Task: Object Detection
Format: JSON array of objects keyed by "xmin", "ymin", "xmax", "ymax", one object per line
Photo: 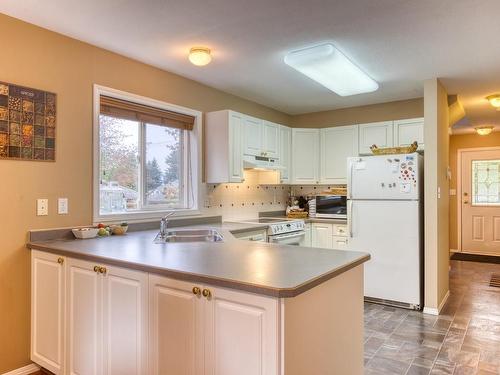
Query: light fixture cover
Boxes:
[
  {"xmin": 486, "ymin": 94, "xmax": 500, "ymax": 108},
  {"xmin": 475, "ymin": 126, "xmax": 494, "ymax": 136},
  {"xmin": 189, "ymin": 47, "xmax": 212, "ymax": 66},
  {"xmin": 284, "ymin": 43, "xmax": 378, "ymax": 96}
]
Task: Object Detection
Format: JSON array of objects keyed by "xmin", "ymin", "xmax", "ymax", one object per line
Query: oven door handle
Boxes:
[{"xmin": 270, "ymin": 231, "xmax": 305, "ymax": 241}]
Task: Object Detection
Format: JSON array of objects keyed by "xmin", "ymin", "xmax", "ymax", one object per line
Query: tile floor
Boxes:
[{"xmin": 364, "ymin": 260, "xmax": 500, "ymax": 375}]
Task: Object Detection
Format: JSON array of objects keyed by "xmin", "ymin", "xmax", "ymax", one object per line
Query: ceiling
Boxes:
[{"xmin": 2, "ymin": 0, "xmax": 500, "ymax": 130}]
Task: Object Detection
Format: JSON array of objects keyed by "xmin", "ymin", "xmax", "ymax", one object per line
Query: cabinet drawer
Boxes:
[
  {"xmin": 332, "ymin": 236, "xmax": 348, "ymax": 249},
  {"xmin": 332, "ymin": 224, "xmax": 348, "ymax": 237}
]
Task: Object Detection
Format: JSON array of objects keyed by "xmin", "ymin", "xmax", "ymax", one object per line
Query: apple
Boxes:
[
  {"xmin": 98, "ymin": 228, "xmax": 108, "ymax": 236},
  {"xmin": 97, "ymin": 223, "xmax": 106, "ymax": 229}
]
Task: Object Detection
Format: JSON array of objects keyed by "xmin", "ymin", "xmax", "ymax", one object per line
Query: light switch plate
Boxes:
[
  {"xmin": 58, "ymin": 198, "xmax": 68, "ymax": 214},
  {"xmin": 37, "ymin": 199, "xmax": 48, "ymax": 216}
]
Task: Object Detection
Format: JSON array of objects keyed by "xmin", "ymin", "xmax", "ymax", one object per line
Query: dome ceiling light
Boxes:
[
  {"xmin": 475, "ymin": 126, "xmax": 494, "ymax": 136},
  {"xmin": 189, "ymin": 47, "xmax": 212, "ymax": 66}
]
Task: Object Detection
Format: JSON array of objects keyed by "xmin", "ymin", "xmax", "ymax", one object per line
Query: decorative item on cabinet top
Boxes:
[
  {"xmin": 370, "ymin": 141, "xmax": 418, "ymax": 155},
  {"xmin": 0, "ymin": 81, "xmax": 56, "ymax": 161}
]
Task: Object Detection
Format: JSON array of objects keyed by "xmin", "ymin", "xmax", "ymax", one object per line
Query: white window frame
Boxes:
[{"xmin": 93, "ymin": 84, "xmax": 202, "ymax": 223}]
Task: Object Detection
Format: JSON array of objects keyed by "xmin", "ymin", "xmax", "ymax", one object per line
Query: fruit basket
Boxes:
[
  {"xmin": 370, "ymin": 141, "xmax": 418, "ymax": 155},
  {"xmin": 287, "ymin": 211, "xmax": 309, "ymax": 219}
]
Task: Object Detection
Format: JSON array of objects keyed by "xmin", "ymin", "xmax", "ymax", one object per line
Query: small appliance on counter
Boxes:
[{"xmin": 315, "ymin": 195, "xmax": 347, "ymax": 219}]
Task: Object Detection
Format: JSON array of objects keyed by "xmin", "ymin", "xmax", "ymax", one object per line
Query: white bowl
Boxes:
[{"xmin": 72, "ymin": 227, "xmax": 99, "ymax": 239}]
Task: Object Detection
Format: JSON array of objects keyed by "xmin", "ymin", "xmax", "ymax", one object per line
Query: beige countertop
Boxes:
[{"xmin": 28, "ymin": 222, "xmax": 369, "ymax": 298}]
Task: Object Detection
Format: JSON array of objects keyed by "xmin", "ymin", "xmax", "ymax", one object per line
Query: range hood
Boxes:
[{"xmin": 243, "ymin": 154, "xmax": 284, "ymax": 170}]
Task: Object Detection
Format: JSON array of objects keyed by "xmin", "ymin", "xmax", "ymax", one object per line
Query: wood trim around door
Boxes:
[{"xmin": 456, "ymin": 146, "xmax": 500, "ymax": 252}]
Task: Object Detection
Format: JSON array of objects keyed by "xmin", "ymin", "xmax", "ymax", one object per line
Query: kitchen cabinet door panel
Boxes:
[
  {"xmin": 103, "ymin": 266, "xmax": 148, "ymax": 375},
  {"xmin": 394, "ymin": 118, "xmax": 424, "ymax": 150},
  {"xmin": 31, "ymin": 251, "xmax": 65, "ymax": 375},
  {"xmin": 205, "ymin": 286, "xmax": 278, "ymax": 375},
  {"xmin": 291, "ymin": 128, "xmax": 320, "ymax": 184},
  {"xmin": 243, "ymin": 116, "xmax": 263, "ymax": 156},
  {"xmin": 279, "ymin": 126, "xmax": 291, "ymax": 183},
  {"xmin": 359, "ymin": 121, "xmax": 393, "ymax": 154},
  {"xmin": 311, "ymin": 223, "xmax": 333, "ymax": 249},
  {"xmin": 66, "ymin": 258, "xmax": 102, "ymax": 375},
  {"xmin": 149, "ymin": 276, "xmax": 204, "ymax": 375},
  {"xmin": 263, "ymin": 121, "xmax": 280, "ymax": 158},
  {"xmin": 320, "ymin": 125, "xmax": 359, "ymax": 184}
]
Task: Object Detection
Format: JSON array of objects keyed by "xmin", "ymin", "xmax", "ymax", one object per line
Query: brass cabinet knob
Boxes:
[
  {"xmin": 99, "ymin": 266, "xmax": 107, "ymax": 274},
  {"xmin": 192, "ymin": 287, "xmax": 201, "ymax": 296},
  {"xmin": 202, "ymin": 288, "xmax": 212, "ymax": 298},
  {"xmin": 464, "ymin": 200, "xmax": 469, "ymax": 204},
  {"xmin": 94, "ymin": 266, "xmax": 100, "ymax": 273},
  {"xmin": 57, "ymin": 257, "xmax": 64, "ymax": 265}
]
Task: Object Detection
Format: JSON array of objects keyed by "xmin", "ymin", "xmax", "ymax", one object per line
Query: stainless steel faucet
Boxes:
[{"xmin": 160, "ymin": 212, "xmax": 175, "ymax": 238}]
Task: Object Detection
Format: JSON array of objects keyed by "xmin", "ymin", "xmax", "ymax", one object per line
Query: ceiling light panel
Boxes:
[{"xmin": 284, "ymin": 43, "xmax": 379, "ymax": 96}]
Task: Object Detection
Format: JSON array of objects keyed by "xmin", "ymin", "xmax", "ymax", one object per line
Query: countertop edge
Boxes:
[{"xmin": 27, "ymin": 242, "xmax": 370, "ymax": 298}]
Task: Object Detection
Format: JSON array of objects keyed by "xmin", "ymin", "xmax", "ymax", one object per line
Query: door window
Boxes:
[{"xmin": 472, "ymin": 159, "xmax": 500, "ymax": 206}]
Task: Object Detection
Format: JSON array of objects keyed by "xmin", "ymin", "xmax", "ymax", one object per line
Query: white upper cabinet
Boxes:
[
  {"xmin": 320, "ymin": 125, "xmax": 359, "ymax": 184},
  {"xmin": 243, "ymin": 117, "xmax": 280, "ymax": 158},
  {"xmin": 262, "ymin": 121, "xmax": 280, "ymax": 158},
  {"xmin": 279, "ymin": 126, "xmax": 291, "ymax": 183},
  {"xmin": 243, "ymin": 116, "xmax": 264, "ymax": 156},
  {"xmin": 291, "ymin": 129, "xmax": 320, "ymax": 184},
  {"xmin": 393, "ymin": 117, "xmax": 424, "ymax": 150},
  {"xmin": 358, "ymin": 121, "xmax": 394, "ymax": 154},
  {"xmin": 205, "ymin": 110, "xmax": 244, "ymax": 183}
]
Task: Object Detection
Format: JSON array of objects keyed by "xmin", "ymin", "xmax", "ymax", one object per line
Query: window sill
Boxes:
[{"xmin": 93, "ymin": 208, "xmax": 202, "ymax": 225}]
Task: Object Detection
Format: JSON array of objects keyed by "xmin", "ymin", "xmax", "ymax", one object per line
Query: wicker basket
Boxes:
[
  {"xmin": 287, "ymin": 211, "xmax": 309, "ymax": 219},
  {"xmin": 370, "ymin": 141, "xmax": 418, "ymax": 155}
]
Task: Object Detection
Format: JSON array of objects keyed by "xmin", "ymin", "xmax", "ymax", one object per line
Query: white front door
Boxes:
[{"xmin": 461, "ymin": 149, "xmax": 500, "ymax": 255}]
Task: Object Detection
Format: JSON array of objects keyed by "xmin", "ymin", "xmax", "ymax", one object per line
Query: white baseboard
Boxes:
[
  {"xmin": 2, "ymin": 363, "xmax": 40, "ymax": 375},
  {"xmin": 423, "ymin": 290, "xmax": 450, "ymax": 316}
]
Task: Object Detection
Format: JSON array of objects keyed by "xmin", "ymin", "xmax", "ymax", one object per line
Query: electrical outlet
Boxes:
[
  {"xmin": 37, "ymin": 199, "xmax": 49, "ymax": 216},
  {"xmin": 58, "ymin": 198, "xmax": 68, "ymax": 214}
]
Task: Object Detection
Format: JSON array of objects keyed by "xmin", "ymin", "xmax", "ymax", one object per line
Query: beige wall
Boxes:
[
  {"xmin": 290, "ymin": 98, "xmax": 423, "ymax": 128},
  {"xmin": 449, "ymin": 132, "xmax": 500, "ymax": 250},
  {"xmin": 423, "ymin": 78, "xmax": 450, "ymax": 312},
  {"xmin": 0, "ymin": 13, "xmax": 294, "ymax": 372}
]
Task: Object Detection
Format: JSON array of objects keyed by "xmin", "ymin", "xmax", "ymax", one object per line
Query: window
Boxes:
[
  {"xmin": 472, "ymin": 159, "xmax": 500, "ymax": 206},
  {"xmin": 94, "ymin": 86, "xmax": 200, "ymax": 220}
]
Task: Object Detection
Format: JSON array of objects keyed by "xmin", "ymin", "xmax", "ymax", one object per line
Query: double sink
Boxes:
[{"xmin": 154, "ymin": 229, "xmax": 223, "ymax": 243}]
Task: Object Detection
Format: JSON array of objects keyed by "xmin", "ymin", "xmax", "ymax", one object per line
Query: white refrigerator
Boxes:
[{"xmin": 347, "ymin": 153, "xmax": 423, "ymax": 309}]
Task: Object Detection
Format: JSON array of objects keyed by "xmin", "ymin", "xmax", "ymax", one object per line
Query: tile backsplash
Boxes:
[
  {"xmin": 203, "ymin": 170, "xmax": 289, "ymax": 220},
  {"xmin": 202, "ymin": 170, "xmax": 347, "ymax": 220}
]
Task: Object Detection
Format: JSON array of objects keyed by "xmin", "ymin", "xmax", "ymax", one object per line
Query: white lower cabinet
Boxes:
[
  {"xmin": 310, "ymin": 222, "xmax": 349, "ymax": 250},
  {"xmin": 304, "ymin": 223, "xmax": 312, "ymax": 247},
  {"xmin": 31, "ymin": 250, "xmax": 65, "ymax": 375},
  {"xmin": 311, "ymin": 222, "xmax": 333, "ymax": 249},
  {"xmin": 149, "ymin": 276, "xmax": 204, "ymax": 375},
  {"xmin": 149, "ymin": 275, "xmax": 278, "ymax": 375},
  {"xmin": 205, "ymin": 285, "xmax": 278, "ymax": 375},
  {"xmin": 31, "ymin": 254, "xmax": 148, "ymax": 375}
]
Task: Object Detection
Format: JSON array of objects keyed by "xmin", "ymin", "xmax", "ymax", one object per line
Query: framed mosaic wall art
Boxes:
[{"xmin": 0, "ymin": 81, "xmax": 56, "ymax": 161}]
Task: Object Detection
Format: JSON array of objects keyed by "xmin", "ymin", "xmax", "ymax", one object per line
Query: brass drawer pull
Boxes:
[
  {"xmin": 57, "ymin": 257, "xmax": 64, "ymax": 265},
  {"xmin": 94, "ymin": 266, "xmax": 100, "ymax": 273},
  {"xmin": 99, "ymin": 266, "xmax": 107, "ymax": 275},
  {"xmin": 202, "ymin": 288, "xmax": 212, "ymax": 299},
  {"xmin": 192, "ymin": 287, "xmax": 201, "ymax": 296}
]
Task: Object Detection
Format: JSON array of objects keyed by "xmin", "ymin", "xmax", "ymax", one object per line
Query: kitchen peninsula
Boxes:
[{"xmin": 28, "ymin": 220, "xmax": 369, "ymax": 375}]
